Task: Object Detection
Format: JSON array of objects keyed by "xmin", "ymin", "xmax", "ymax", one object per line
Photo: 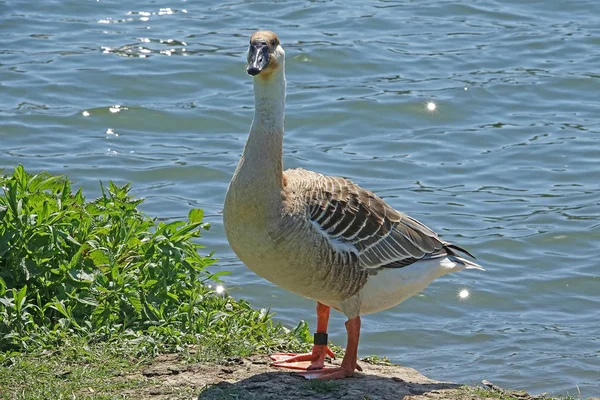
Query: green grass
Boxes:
[{"xmin": 0, "ymin": 338, "xmax": 150, "ymax": 399}]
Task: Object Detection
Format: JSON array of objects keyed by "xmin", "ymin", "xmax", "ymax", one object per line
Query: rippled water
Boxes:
[{"xmin": 2, "ymin": 0, "xmax": 599, "ymax": 395}]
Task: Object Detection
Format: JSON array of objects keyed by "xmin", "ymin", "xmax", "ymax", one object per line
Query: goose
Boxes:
[{"xmin": 223, "ymin": 30, "xmax": 483, "ymax": 380}]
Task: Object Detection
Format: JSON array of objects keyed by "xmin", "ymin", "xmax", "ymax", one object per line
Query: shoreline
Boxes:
[{"xmin": 138, "ymin": 354, "xmax": 568, "ymax": 400}]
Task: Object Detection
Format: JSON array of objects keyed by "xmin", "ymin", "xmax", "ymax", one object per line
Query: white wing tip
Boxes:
[{"xmin": 460, "ymin": 257, "xmax": 485, "ymax": 271}]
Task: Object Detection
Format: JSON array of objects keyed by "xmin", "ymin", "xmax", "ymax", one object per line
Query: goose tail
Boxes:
[
  {"xmin": 444, "ymin": 243, "xmax": 485, "ymax": 271},
  {"xmin": 455, "ymin": 256, "xmax": 485, "ymax": 271}
]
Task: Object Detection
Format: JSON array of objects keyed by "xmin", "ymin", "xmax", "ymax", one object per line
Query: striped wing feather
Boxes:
[{"xmin": 290, "ymin": 169, "xmax": 456, "ymax": 270}]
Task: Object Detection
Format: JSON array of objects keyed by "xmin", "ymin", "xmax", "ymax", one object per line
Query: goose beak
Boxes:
[{"xmin": 247, "ymin": 41, "xmax": 269, "ymax": 76}]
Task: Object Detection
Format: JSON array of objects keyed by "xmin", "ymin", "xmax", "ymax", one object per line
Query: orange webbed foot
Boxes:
[{"xmin": 270, "ymin": 344, "xmax": 336, "ymax": 370}]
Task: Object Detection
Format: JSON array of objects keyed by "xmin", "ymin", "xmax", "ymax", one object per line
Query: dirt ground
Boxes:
[{"xmin": 118, "ymin": 354, "xmax": 503, "ymax": 400}]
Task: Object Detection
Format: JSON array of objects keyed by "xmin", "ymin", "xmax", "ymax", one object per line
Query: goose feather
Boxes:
[{"xmin": 282, "ymin": 168, "xmax": 474, "ymax": 273}]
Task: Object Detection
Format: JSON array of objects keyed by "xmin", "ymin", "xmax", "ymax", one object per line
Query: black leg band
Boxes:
[{"xmin": 313, "ymin": 332, "xmax": 328, "ymax": 345}]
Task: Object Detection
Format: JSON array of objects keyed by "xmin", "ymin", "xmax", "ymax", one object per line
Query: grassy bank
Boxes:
[
  {"xmin": 0, "ymin": 166, "xmax": 310, "ymax": 399},
  {"xmin": 1, "ymin": 342, "xmax": 586, "ymax": 400}
]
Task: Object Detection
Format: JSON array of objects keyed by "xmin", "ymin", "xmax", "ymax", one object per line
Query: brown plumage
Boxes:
[{"xmin": 281, "ymin": 168, "xmax": 478, "ymax": 287}]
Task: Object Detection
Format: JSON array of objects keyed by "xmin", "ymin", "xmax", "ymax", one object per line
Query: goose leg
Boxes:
[
  {"xmin": 270, "ymin": 302, "xmax": 336, "ymax": 370},
  {"xmin": 295, "ymin": 316, "xmax": 362, "ymax": 379}
]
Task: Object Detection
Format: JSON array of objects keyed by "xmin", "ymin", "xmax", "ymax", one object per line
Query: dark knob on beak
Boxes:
[{"xmin": 247, "ymin": 65, "xmax": 261, "ymax": 76}]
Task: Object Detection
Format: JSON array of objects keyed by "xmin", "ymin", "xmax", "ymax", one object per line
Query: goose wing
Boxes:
[{"xmin": 287, "ymin": 169, "xmax": 470, "ymax": 270}]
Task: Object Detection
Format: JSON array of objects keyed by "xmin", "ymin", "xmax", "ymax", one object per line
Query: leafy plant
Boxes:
[{"xmin": 0, "ymin": 165, "xmax": 309, "ymax": 356}]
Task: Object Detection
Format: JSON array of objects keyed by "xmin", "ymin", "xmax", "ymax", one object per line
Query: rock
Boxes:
[{"xmin": 195, "ymin": 355, "xmax": 463, "ymax": 400}]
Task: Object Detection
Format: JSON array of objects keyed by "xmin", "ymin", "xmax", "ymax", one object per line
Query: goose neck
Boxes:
[
  {"xmin": 232, "ymin": 68, "xmax": 286, "ymax": 203},
  {"xmin": 251, "ymin": 69, "xmax": 286, "ymax": 134}
]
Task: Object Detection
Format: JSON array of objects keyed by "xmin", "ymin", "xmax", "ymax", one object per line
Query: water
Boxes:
[{"xmin": 2, "ymin": 0, "xmax": 599, "ymax": 395}]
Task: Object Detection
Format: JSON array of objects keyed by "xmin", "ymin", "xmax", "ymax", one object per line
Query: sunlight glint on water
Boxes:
[{"xmin": 1, "ymin": 0, "xmax": 599, "ymax": 396}]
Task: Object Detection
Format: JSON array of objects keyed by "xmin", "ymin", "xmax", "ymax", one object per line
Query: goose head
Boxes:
[{"xmin": 247, "ymin": 30, "xmax": 284, "ymax": 79}]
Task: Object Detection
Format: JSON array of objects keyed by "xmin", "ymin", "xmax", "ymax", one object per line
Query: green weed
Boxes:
[{"xmin": 0, "ymin": 165, "xmax": 310, "ymax": 357}]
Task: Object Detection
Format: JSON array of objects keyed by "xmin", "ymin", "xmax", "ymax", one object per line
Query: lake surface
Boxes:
[{"xmin": 2, "ymin": 0, "xmax": 599, "ymax": 395}]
